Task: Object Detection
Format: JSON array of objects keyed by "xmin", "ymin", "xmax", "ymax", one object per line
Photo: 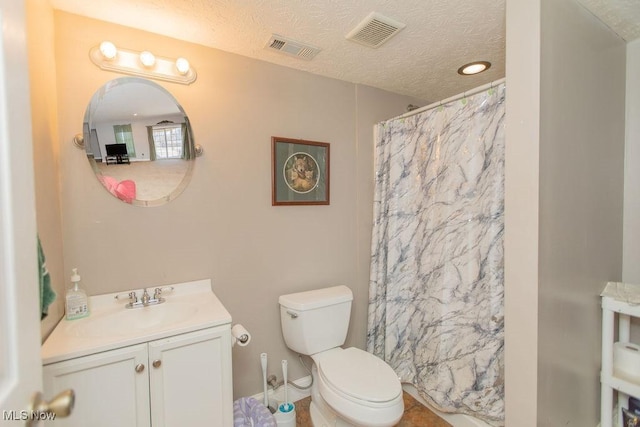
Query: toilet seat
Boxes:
[
  {"xmin": 316, "ymin": 347, "xmax": 402, "ymax": 405},
  {"xmin": 312, "ymin": 347, "xmax": 404, "ymax": 426}
]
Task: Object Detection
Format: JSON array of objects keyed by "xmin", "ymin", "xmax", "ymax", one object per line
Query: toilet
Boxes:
[{"xmin": 279, "ymin": 285, "xmax": 404, "ymax": 427}]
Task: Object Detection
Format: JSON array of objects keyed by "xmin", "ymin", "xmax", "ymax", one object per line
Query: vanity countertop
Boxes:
[{"xmin": 42, "ymin": 279, "xmax": 231, "ymax": 365}]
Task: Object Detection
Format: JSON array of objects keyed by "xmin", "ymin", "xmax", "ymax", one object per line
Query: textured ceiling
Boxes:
[
  {"xmin": 49, "ymin": 0, "xmax": 639, "ymax": 103},
  {"xmin": 576, "ymin": 0, "xmax": 640, "ymax": 42}
]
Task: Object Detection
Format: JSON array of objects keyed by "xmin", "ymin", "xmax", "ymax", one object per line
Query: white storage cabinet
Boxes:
[
  {"xmin": 601, "ymin": 290, "xmax": 640, "ymax": 427},
  {"xmin": 43, "ymin": 326, "xmax": 232, "ymax": 427}
]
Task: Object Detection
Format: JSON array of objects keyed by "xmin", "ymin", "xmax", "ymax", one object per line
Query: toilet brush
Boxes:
[
  {"xmin": 278, "ymin": 360, "xmax": 294, "ymax": 413},
  {"xmin": 260, "ymin": 353, "xmax": 269, "ymax": 409}
]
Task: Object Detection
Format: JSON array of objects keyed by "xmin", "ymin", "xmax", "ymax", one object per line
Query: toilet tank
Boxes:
[{"xmin": 279, "ymin": 285, "xmax": 353, "ymax": 355}]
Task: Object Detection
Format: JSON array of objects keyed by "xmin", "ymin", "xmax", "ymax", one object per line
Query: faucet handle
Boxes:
[
  {"xmin": 114, "ymin": 291, "xmax": 138, "ymax": 303},
  {"xmin": 153, "ymin": 286, "xmax": 173, "ymax": 298},
  {"xmin": 153, "ymin": 286, "xmax": 174, "ymax": 300}
]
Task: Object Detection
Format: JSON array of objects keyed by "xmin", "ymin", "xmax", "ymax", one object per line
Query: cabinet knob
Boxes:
[
  {"xmin": 135, "ymin": 363, "xmax": 145, "ymax": 373},
  {"xmin": 152, "ymin": 359, "xmax": 162, "ymax": 368}
]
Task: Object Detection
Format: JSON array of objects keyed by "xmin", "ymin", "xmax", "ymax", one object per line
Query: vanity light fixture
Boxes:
[
  {"xmin": 89, "ymin": 41, "xmax": 197, "ymax": 85},
  {"xmin": 457, "ymin": 61, "xmax": 491, "ymax": 76}
]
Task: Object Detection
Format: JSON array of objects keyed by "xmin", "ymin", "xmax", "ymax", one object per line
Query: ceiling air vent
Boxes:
[
  {"xmin": 266, "ymin": 35, "xmax": 321, "ymax": 60},
  {"xmin": 346, "ymin": 12, "xmax": 406, "ymax": 48}
]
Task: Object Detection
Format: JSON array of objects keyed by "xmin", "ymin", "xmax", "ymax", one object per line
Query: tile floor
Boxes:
[{"xmin": 294, "ymin": 392, "xmax": 452, "ymax": 426}]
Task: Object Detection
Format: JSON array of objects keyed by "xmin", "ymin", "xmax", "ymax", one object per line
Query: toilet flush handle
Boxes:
[{"xmin": 286, "ymin": 310, "xmax": 298, "ymax": 319}]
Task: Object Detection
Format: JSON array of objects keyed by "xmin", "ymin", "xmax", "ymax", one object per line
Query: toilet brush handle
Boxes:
[
  {"xmin": 261, "ymin": 353, "xmax": 268, "ymax": 408},
  {"xmin": 282, "ymin": 360, "xmax": 288, "ymax": 403}
]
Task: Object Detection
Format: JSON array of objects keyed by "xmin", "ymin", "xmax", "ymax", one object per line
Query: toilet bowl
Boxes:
[{"xmin": 279, "ymin": 286, "xmax": 404, "ymax": 427}]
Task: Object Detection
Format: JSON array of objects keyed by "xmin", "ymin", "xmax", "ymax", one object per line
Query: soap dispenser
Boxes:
[{"xmin": 65, "ymin": 268, "xmax": 89, "ymax": 320}]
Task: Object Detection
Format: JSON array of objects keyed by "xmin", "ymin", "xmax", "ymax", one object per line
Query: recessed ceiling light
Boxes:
[{"xmin": 458, "ymin": 61, "xmax": 491, "ymax": 75}]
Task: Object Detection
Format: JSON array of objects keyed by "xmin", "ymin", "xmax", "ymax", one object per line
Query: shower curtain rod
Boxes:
[{"xmin": 392, "ymin": 77, "xmax": 506, "ymax": 122}]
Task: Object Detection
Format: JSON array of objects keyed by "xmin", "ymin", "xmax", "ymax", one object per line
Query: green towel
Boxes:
[{"xmin": 38, "ymin": 236, "xmax": 56, "ymax": 320}]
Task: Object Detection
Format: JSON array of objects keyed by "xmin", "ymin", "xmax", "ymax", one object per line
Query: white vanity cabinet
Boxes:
[
  {"xmin": 148, "ymin": 327, "xmax": 232, "ymax": 426},
  {"xmin": 43, "ymin": 343, "xmax": 150, "ymax": 427},
  {"xmin": 41, "ymin": 280, "xmax": 234, "ymax": 427},
  {"xmin": 43, "ymin": 326, "xmax": 232, "ymax": 427}
]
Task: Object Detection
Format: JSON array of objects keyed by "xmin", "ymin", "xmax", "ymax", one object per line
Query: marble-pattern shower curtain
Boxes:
[{"xmin": 368, "ymin": 84, "xmax": 505, "ymax": 426}]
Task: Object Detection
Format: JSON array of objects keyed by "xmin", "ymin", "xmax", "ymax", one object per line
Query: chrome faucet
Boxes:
[
  {"xmin": 141, "ymin": 288, "xmax": 151, "ymax": 305},
  {"xmin": 115, "ymin": 286, "xmax": 173, "ymax": 309}
]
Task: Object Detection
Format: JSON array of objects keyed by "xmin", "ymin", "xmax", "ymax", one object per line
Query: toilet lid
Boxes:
[{"xmin": 317, "ymin": 348, "xmax": 402, "ymax": 403}]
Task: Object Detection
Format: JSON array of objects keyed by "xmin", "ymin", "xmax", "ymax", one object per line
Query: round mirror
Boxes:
[{"xmin": 83, "ymin": 77, "xmax": 196, "ymax": 207}]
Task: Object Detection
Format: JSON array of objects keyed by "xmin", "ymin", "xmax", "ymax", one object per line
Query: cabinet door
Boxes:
[
  {"xmin": 43, "ymin": 344, "xmax": 150, "ymax": 427},
  {"xmin": 148, "ymin": 326, "xmax": 232, "ymax": 427}
]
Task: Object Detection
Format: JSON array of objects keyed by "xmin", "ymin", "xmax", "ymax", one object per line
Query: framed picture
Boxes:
[{"xmin": 272, "ymin": 136, "xmax": 330, "ymax": 206}]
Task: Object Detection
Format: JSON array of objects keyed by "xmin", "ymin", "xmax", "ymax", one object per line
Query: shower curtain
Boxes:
[{"xmin": 368, "ymin": 83, "xmax": 505, "ymax": 426}]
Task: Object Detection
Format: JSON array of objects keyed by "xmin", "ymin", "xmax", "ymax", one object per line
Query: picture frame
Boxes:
[{"xmin": 272, "ymin": 136, "xmax": 330, "ymax": 206}]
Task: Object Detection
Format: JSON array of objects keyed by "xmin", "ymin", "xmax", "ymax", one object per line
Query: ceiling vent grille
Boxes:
[
  {"xmin": 346, "ymin": 12, "xmax": 406, "ymax": 48},
  {"xmin": 266, "ymin": 35, "xmax": 321, "ymax": 60}
]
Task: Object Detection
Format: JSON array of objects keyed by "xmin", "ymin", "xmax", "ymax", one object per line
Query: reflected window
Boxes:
[
  {"xmin": 152, "ymin": 124, "xmax": 183, "ymax": 159},
  {"xmin": 113, "ymin": 124, "xmax": 136, "ymax": 158}
]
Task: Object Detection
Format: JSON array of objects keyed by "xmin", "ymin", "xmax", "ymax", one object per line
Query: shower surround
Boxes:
[{"xmin": 368, "ymin": 84, "xmax": 506, "ymax": 425}]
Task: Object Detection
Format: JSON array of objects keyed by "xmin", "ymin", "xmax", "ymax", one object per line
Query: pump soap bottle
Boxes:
[{"xmin": 65, "ymin": 268, "xmax": 89, "ymax": 320}]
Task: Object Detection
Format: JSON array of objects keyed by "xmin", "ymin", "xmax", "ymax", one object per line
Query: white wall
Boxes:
[
  {"xmin": 26, "ymin": 0, "xmax": 65, "ymax": 338},
  {"xmin": 624, "ymin": 39, "xmax": 640, "ymax": 283},
  {"xmin": 51, "ymin": 11, "xmax": 424, "ymax": 398},
  {"xmin": 506, "ymin": 0, "xmax": 626, "ymax": 425},
  {"xmin": 537, "ymin": 0, "xmax": 625, "ymax": 424},
  {"xmin": 504, "ymin": 0, "xmax": 541, "ymax": 423}
]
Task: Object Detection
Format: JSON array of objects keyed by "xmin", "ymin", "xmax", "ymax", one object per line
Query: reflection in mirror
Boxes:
[{"xmin": 83, "ymin": 77, "xmax": 195, "ymax": 207}]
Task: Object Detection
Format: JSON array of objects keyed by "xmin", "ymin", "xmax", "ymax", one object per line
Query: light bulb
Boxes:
[
  {"xmin": 99, "ymin": 41, "xmax": 117, "ymax": 60},
  {"xmin": 139, "ymin": 51, "xmax": 156, "ymax": 68},
  {"xmin": 462, "ymin": 63, "xmax": 486, "ymax": 74},
  {"xmin": 175, "ymin": 57, "xmax": 190, "ymax": 75}
]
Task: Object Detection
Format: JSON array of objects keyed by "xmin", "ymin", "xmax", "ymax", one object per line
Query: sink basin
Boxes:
[{"xmin": 68, "ymin": 302, "xmax": 198, "ymax": 338}]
